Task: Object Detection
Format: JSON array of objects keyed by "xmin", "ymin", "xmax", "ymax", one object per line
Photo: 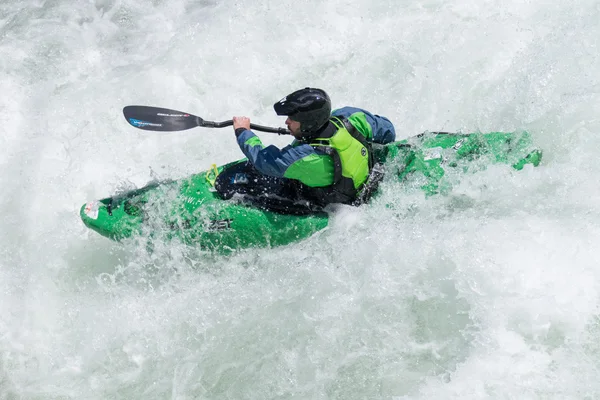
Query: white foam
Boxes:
[{"xmin": 1, "ymin": 0, "xmax": 599, "ymax": 398}]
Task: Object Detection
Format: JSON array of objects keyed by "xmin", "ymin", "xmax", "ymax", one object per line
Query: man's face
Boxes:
[{"xmin": 285, "ymin": 117, "xmax": 302, "ymax": 139}]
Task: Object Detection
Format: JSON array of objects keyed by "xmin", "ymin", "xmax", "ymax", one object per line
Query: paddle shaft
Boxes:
[{"xmin": 202, "ymin": 119, "xmax": 287, "ymax": 134}]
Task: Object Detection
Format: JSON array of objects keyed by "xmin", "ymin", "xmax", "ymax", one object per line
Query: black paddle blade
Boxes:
[{"xmin": 123, "ymin": 106, "xmax": 203, "ymax": 131}]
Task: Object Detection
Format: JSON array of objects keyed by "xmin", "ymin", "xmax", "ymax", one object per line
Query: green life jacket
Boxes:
[{"xmin": 307, "ymin": 116, "xmax": 373, "ymax": 204}]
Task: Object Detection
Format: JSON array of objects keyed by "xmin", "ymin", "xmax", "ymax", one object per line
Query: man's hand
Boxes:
[{"xmin": 233, "ymin": 116, "xmax": 251, "ymax": 131}]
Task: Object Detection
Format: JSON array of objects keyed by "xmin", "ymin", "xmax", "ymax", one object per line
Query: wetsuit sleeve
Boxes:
[
  {"xmin": 235, "ymin": 129, "xmax": 333, "ymax": 187},
  {"xmin": 332, "ymin": 106, "xmax": 396, "ymax": 144}
]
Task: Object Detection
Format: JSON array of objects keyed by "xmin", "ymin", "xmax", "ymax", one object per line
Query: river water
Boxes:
[{"xmin": 1, "ymin": 0, "xmax": 600, "ymax": 398}]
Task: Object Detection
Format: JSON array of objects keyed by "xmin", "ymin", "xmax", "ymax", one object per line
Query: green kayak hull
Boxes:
[{"xmin": 80, "ymin": 131, "xmax": 542, "ymax": 253}]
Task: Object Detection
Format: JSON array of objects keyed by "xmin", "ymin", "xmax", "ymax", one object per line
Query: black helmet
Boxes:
[{"xmin": 273, "ymin": 88, "xmax": 331, "ymax": 134}]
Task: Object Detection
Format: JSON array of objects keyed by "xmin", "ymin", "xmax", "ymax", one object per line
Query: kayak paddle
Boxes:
[{"xmin": 123, "ymin": 106, "xmax": 290, "ymax": 134}]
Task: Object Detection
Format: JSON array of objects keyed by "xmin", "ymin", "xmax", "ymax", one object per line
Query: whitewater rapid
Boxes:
[{"xmin": 1, "ymin": 0, "xmax": 600, "ymax": 398}]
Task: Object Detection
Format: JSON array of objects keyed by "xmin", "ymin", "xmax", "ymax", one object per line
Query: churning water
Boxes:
[{"xmin": 1, "ymin": 0, "xmax": 600, "ymax": 398}]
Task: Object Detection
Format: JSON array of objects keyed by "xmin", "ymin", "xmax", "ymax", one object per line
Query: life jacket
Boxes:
[{"xmin": 305, "ymin": 116, "xmax": 373, "ymax": 205}]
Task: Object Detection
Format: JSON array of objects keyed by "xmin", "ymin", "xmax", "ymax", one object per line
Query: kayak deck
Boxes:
[{"xmin": 81, "ymin": 131, "xmax": 542, "ymax": 252}]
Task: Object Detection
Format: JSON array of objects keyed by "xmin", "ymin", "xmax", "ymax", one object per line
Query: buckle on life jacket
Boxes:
[{"xmin": 353, "ymin": 163, "xmax": 385, "ymax": 206}]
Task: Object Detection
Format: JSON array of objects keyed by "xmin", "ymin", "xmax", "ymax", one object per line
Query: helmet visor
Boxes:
[{"xmin": 274, "ymin": 98, "xmax": 299, "ymax": 117}]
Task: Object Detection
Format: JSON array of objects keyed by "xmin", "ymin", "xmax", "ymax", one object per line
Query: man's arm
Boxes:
[
  {"xmin": 235, "ymin": 129, "xmax": 310, "ymax": 177},
  {"xmin": 233, "ymin": 116, "xmax": 335, "ymax": 187}
]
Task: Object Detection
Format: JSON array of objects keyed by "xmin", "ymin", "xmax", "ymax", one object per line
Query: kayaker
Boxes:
[{"xmin": 231, "ymin": 87, "xmax": 396, "ymax": 206}]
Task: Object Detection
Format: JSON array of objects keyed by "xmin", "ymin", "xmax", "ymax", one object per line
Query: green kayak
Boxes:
[{"xmin": 80, "ymin": 131, "xmax": 542, "ymax": 253}]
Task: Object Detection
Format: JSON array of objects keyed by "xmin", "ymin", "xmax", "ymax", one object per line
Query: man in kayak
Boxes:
[{"xmin": 229, "ymin": 87, "xmax": 396, "ymax": 207}]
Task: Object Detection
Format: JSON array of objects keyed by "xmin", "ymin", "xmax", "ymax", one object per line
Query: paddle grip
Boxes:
[{"xmin": 203, "ymin": 120, "xmax": 289, "ymax": 135}]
